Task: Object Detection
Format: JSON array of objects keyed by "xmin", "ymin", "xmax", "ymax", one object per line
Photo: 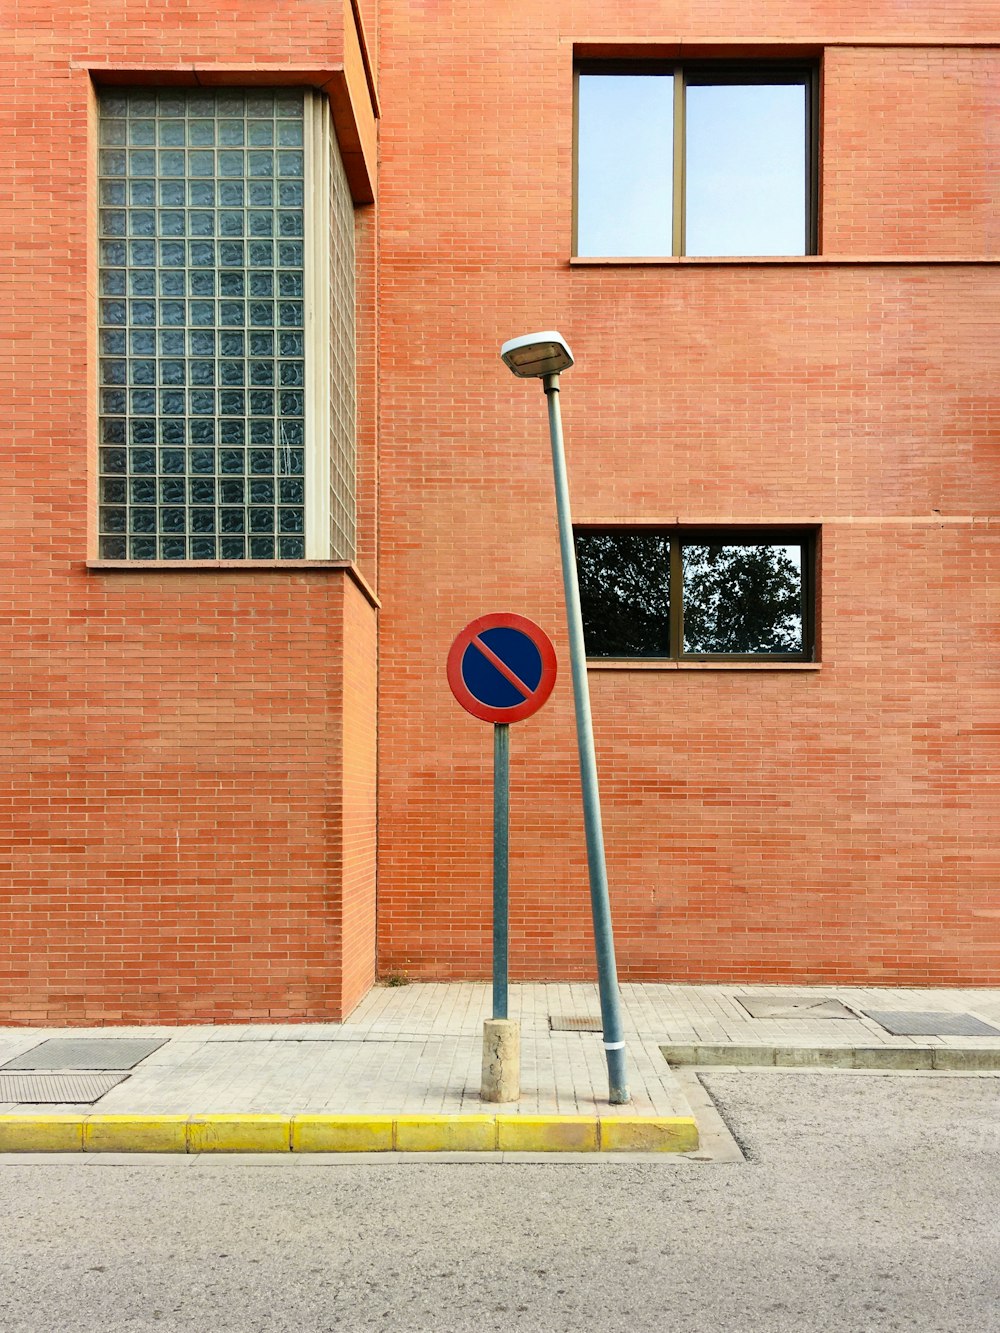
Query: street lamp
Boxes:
[{"xmin": 500, "ymin": 330, "xmax": 630, "ymax": 1105}]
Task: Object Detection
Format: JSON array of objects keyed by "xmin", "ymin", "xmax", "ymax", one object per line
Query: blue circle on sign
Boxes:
[{"xmin": 461, "ymin": 627, "xmax": 544, "ymax": 710}]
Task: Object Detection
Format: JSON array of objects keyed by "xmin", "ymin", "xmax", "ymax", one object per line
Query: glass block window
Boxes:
[
  {"xmin": 327, "ymin": 119, "xmax": 357, "ymax": 562},
  {"xmin": 97, "ymin": 89, "xmax": 311, "ymax": 560}
]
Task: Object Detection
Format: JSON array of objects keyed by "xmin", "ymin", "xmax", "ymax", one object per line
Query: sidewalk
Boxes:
[{"xmin": 2, "ymin": 981, "xmax": 999, "ymax": 1154}]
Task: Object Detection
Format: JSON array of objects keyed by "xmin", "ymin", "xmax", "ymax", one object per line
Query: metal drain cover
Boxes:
[
  {"xmin": 860, "ymin": 1010, "xmax": 1000, "ymax": 1037},
  {"xmin": 738, "ymin": 996, "xmax": 855, "ymax": 1020},
  {"xmin": 549, "ymin": 1015, "xmax": 603, "ymax": 1032},
  {"xmin": 1, "ymin": 1038, "xmax": 167, "ymax": 1071},
  {"xmin": 0, "ymin": 1072, "xmax": 129, "ymax": 1104}
]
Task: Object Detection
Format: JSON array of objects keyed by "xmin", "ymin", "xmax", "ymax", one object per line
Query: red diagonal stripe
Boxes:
[{"xmin": 470, "ymin": 634, "xmax": 532, "ymax": 699}]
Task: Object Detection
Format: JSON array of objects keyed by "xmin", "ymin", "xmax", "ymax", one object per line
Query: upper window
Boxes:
[
  {"xmin": 575, "ymin": 64, "xmax": 817, "ymax": 258},
  {"xmin": 97, "ymin": 88, "xmax": 357, "ymax": 562},
  {"xmin": 574, "ymin": 528, "xmax": 816, "ymax": 661}
]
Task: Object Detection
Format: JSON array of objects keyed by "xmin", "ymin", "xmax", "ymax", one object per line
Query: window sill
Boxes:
[
  {"xmin": 85, "ymin": 559, "xmax": 380, "ymax": 608},
  {"xmin": 570, "ymin": 255, "xmax": 1000, "ymax": 267},
  {"xmin": 587, "ymin": 659, "xmax": 821, "ymax": 671}
]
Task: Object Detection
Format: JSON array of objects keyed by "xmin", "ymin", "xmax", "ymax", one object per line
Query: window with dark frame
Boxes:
[
  {"xmin": 575, "ymin": 62, "xmax": 818, "ymax": 258},
  {"xmin": 574, "ymin": 529, "xmax": 816, "ymax": 661}
]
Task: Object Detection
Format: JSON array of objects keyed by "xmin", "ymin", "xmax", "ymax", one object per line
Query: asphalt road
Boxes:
[{"xmin": 2, "ymin": 1072, "xmax": 998, "ymax": 1333}]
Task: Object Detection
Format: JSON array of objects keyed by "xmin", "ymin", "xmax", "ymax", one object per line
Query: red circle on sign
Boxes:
[{"xmin": 447, "ymin": 613, "xmax": 557, "ymax": 724}]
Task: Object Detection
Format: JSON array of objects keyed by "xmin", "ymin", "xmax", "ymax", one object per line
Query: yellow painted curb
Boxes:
[
  {"xmin": 292, "ymin": 1115, "xmax": 394, "ymax": 1153},
  {"xmin": 0, "ymin": 1112, "xmax": 700, "ymax": 1154},
  {"xmin": 0, "ymin": 1114, "xmax": 85, "ymax": 1153},
  {"xmin": 187, "ymin": 1114, "xmax": 291, "ymax": 1153},
  {"xmin": 600, "ymin": 1116, "xmax": 699, "ymax": 1153},
  {"xmin": 394, "ymin": 1115, "xmax": 497, "ymax": 1152},
  {"xmin": 84, "ymin": 1115, "xmax": 189, "ymax": 1153},
  {"xmin": 497, "ymin": 1115, "xmax": 599, "ymax": 1152}
]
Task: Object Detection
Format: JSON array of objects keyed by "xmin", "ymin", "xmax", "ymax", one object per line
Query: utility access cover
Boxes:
[
  {"xmin": 860, "ymin": 1010, "xmax": 1000, "ymax": 1037},
  {"xmin": 549, "ymin": 1015, "xmax": 603, "ymax": 1032},
  {"xmin": 1, "ymin": 1037, "xmax": 167, "ymax": 1070},
  {"xmin": 737, "ymin": 996, "xmax": 855, "ymax": 1020},
  {"xmin": 0, "ymin": 1072, "xmax": 129, "ymax": 1104}
]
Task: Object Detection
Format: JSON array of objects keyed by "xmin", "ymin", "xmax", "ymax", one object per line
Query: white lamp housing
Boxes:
[{"xmin": 500, "ymin": 331, "xmax": 574, "ymax": 378}]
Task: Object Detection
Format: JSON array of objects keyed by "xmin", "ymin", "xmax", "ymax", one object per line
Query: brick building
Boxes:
[{"xmin": 2, "ymin": 1, "xmax": 997, "ymax": 1023}]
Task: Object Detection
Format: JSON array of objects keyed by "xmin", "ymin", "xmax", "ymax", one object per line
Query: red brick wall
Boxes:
[
  {"xmin": 3, "ymin": 0, "xmax": 998, "ymax": 1020},
  {"xmin": 1, "ymin": 570, "xmax": 373, "ymax": 1023},
  {"xmin": 0, "ymin": 1, "xmax": 379, "ymax": 1023},
  {"xmin": 339, "ymin": 579, "xmax": 379, "ymax": 1014},
  {"xmin": 374, "ymin": 4, "xmax": 999, "ymax": 985},
  {"xmin": 822, "ymin": 47, "xmax": 1000, "ymax": 254}
]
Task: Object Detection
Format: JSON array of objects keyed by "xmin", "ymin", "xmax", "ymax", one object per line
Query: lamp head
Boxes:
[{"xmin": 500, "ymin": 331, "xmax": 574, "ymax": 379}]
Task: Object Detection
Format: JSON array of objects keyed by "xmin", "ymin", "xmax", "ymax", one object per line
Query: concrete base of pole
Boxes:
[{"xmin": 480, "ymin": 1019, "xmax": 520, "ymax": 1103}]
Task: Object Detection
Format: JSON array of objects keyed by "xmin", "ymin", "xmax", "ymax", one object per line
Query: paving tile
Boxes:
[{"xmin": 2, "ymin": 982, "xmax": 998, "ymax": 1126}]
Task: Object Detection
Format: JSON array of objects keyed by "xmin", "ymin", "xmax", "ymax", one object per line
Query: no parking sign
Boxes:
[
  {"xmin": 446, "ymin": 613, "xmax": 557, "ymax": 1023},
  {"xmin": 447, "ymin": 613, "xmax": 557, "ymax": 725}
]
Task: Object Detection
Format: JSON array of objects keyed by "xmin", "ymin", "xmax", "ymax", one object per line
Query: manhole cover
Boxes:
[
  {"xmin": 549, "ymin": 1015, "xmax": 603, "ymax": 1032},
  {"xmin": 737, "ymin": 996, "xmax": 855, "ymax": 1020},
  {"xmin": 1, "ymin": 1038, "xmax": 167, "ymax": 1071},
  {"xmin": 0, "ymin": 1072, "xmax": 129, "ymax": 1104},
  {"xmin": 860, "ymin": 1010, "xmax": 1000, "ymax": 1037}
]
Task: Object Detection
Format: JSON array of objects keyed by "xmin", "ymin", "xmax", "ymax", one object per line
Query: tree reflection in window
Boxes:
[
  {"xmin": 574, "ymin": 531, "xmax": 810, "ymax": 659},
  {"xmin": 575, "ymin": 530, "xmax": 669, "ymax": 657},
  {"xmin": 682, "ymin": 543, "xmax": 803, "ymax": 654}
]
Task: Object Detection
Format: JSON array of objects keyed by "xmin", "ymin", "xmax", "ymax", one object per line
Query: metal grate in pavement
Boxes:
[
  {"xmin": 1, "ymin": 1038, "xmax": 167, "ymax": 1071},
  {"xmin": 860, "ymin": 1010, "xmax": 1000, "ymax": 1037},
  {"xmin": 0, "ymin": 1072, "xmax": 129, "ymax": 1104},
  {"xmin": 549, "ymin": 1015, "xmax": 603, "ymax": 1032},
  {"xmin": 737, "ymin": 996, "xmax": 855, "ymax": 1020}
]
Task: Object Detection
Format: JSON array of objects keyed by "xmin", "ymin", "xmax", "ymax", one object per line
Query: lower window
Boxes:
[{"xmin": 574, "ymin": 528, "xmax": 816, "ymax": 661}]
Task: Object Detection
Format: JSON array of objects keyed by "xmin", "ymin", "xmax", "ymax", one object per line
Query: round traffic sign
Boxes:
[{"xmin": 447, "ymin": 613, "xmax": 557, "ymax": 724}]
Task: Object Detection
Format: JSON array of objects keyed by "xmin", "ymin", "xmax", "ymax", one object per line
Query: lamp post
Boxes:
[{"xmin": 500, "ymin": 331, "xmax": 630, "ymax": 1104}]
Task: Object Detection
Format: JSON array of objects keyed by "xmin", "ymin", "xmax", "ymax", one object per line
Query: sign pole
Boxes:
[
  {"xmin": 446, "ymin": 613, "xmax": 558, "ymax": 1104},
  {"xmin": 492, "ymin": 722, "xmax": 510, "ymax": 1021}
]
